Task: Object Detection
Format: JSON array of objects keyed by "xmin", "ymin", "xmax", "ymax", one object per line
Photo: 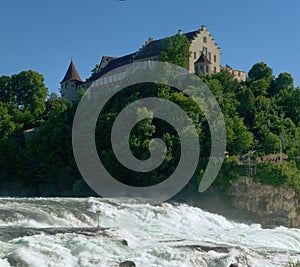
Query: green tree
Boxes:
[
  {"xmin": 248, "ymin": 62, "xmax": 273, "ymax": 83},
  {"xmin": 269, "ymin": 72, "xmax": 294, "ymax": 96},
  {"xmin": 285, "ymin": 87, "xmax": 300, "ymax": 125},
  {"xmin": 91, "ymin": 64, "xmax": 100, "ymax": 76},
  {"xmin": 158, "ymin": 34, "xmax": 191, "ymax": 69},
  {"xmin": 10, "ymin": 70, "xmax": 48, "ymax": 116},
  {"xmin": 18, "ymin": 100, "xmax": 85, "ymax": 196},
  {"xmin": 0, "ymin": 76, "xmax": 12, "ymax": 103},
  {"xmin": 225, "ymin": 115, "xmax": 253, "ymax": 155},
  {"xmin": 208, "ymin": 69, "xmax": 240, "ymax": 94},
  {"xmin": 236, "ymin": 86, "xmax": 256, "ymax": 126},
  {"xmin": 250, "ymin": 79, "xmax": 269, "ymax": 97},
  {"xmin": 0, "ymin": 102, "xmax": 23, "ymax": 140},
  {"xmin": 265, "ymin": 132, "xmax": 280, "ymax": 153}
]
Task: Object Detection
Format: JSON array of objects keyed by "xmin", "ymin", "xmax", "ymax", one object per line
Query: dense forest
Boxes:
[{"xmin": 0, "ymin": 37, "xmax": 300, "ymax": 197}]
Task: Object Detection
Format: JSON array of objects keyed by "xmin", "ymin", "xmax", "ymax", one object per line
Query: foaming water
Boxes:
[{"xmin": 0, "ymin": 197, "xmax": 299, "ymax": 266}]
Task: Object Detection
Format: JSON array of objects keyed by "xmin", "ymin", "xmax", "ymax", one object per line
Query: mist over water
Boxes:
[{"xmin": 0, "ymin": 198, "xmax": 299, "ymax": 267}]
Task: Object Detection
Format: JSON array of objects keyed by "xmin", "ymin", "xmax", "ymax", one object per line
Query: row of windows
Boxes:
[
  {"xmin": 64, "ymin": 82, "xmax": 92, "ymax": 90},
  {"xmin": 93, "ymin": 72, "xmax": 126, "ymax": 86},
  {"xmin": 230, "ymin": 70, "xmax": 244, "ymax": 77},
  {"xmin": 195, "ymin": 65, "xmax": 217, "ymax": 74},
  {"xmin": 64, "ymin": 72, "xmax": 127, "ymax": 91},
  {"xmin": 195, "ymin": 65, "xmax": 209, "ymax": 73},
  {"xmin": 65, "ymin": 83, "xmax": 75, "ymax": 89}
]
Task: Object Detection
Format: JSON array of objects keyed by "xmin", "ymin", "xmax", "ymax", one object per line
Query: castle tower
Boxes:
[
  {"xmin": 60, "ymin": 60, "xmax": 82, "ymax": 101},
  {"xmin": 194, "ymin": 53, "xmax": 211, "ymax": 75}
]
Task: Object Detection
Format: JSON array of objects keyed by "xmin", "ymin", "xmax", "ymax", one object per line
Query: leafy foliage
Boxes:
[
  {"xmin": 255, "ymin": 161, "xmax": 297, "ymax": 187},
  {"xmin": 0, "ymin": 60, "xmax": 300, "ymax": 196},
  {"xmin": 158, "ymin": 34, "xmax": 190, "ymax": 69}
]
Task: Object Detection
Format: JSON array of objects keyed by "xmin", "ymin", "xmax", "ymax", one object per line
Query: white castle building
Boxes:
[{"xmin": 61, "ymin": 26, "xmax": 246, "ymax": 101}]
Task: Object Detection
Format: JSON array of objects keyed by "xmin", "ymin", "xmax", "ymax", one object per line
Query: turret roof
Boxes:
[
  {"xmin": 195, "ymin": 53, "xmax": 211, "ymax": 64},
  {"xmin": 61, "ymin": 60, "xmax": 82, "ymax": 83}
]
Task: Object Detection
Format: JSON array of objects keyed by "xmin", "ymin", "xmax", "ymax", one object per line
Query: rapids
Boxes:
[{"xmin": 0, "ymin": 198, "xmax": 299, "ymax": 266}]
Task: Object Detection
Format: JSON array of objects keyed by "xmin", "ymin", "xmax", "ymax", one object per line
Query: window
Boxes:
[
  {"xmin": 203, "ymin": 47, "xmax": 207, "ymax": 56},
  {"xmin": 65, "ymin": 83, "xmax": 68, "ymax": 89},
  {"xmin": 195, "ymin": 65, "xmax": 198, "ymax": 73},
  {"xmin": 214, "ymin": 55, "xmax": 217, "ymax": 63},
  {"xmin": 203, "ymin": 36, "xmax": 207, "ymax": 43},
  {"xmin": 194, "ymin": 52, "xmax": 196, "ymax": 59},
  {"xmin": 214, "ymin": 67, "xmax": 217, "ymax": 73},
  {"xmin": 206, "ymin": 65, "xmax": 209, "ymax": 73},
  {"xmin": 208, "ymin": 52, "xmax": 211, "ymax": 61}
]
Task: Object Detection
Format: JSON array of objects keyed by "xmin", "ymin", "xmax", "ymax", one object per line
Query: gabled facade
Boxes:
[
  {"xmin": 61, "ymin": 26, "xmax": 245, "ymax": 101},
  {"xmin": 186, "ymin": 26, "xmax": 221, "ymax": 75}
]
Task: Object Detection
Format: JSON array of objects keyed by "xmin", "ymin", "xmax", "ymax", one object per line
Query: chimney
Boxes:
[
  {"xmin": 145, "ymin": 37, "xmax": 154, "ymax": 46},
  {"xmin": 201, "ymin": 25, "xmax": 207, "ymax": 31},
  {"xmin": 178, "ymin": 29, "xmax": 183, "ymax": 35}
]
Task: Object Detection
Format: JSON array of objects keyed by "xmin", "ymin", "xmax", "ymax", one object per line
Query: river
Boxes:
[{"xmin": 0, "ymin": 198, "xmax": 299, "ymax": 266}]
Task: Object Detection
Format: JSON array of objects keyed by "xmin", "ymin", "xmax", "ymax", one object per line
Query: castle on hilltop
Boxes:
[{"xmin": 61, "ymin": 26, "xmax": 246, "ymax": 101}]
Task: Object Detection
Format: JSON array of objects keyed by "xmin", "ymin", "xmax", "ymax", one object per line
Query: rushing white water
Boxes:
[{"xmin": 0, "ymin": 198, "xmax": 299, "ymax": 267}]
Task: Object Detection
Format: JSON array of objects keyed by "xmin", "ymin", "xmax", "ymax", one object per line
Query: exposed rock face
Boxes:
[{"xmin": 228, "ymin": 176, "xmax": 300, "ymax": 228}]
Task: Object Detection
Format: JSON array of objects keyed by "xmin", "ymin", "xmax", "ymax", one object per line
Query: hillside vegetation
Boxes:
[{"xmin": 0, "ymin": 53, "xmax": 299, "ymax": 196}]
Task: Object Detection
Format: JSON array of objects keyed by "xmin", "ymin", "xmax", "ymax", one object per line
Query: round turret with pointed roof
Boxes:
[
  {"xmin": 61, "ymin": 60, "xmax": 82, "ymax": 83},
  {"xmin": 61, "ymin": 60, "xmax": 83, "ymax": 102}
]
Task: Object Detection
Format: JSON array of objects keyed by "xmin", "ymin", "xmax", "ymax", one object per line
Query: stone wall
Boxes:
[{"xmin": 61, "ymin": 80, "xmax": 79, "ymax": 102}]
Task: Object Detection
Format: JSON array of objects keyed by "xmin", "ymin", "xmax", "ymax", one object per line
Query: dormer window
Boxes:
[{"xmin": 203, "ymin": 36, "xmax": 207, "ymax": 43}]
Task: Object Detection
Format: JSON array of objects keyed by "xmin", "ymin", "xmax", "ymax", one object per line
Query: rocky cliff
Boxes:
[{"xmin": 228, "ymin": 176, "xmax": 300, "ymax": 228}]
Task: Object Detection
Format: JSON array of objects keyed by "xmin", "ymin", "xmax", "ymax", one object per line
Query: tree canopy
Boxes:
[
  {"xmin": 158, "ymin": 34, "xmax": 191, "ymax": 69},
  {"xmin": 0, "ymin": 62, "xmax": 299, "ymax": 197}
]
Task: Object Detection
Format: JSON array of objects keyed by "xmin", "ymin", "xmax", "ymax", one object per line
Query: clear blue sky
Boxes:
[{"xmin": 1, "ymin": 0, "xmax": 300, "ymax": 95}]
